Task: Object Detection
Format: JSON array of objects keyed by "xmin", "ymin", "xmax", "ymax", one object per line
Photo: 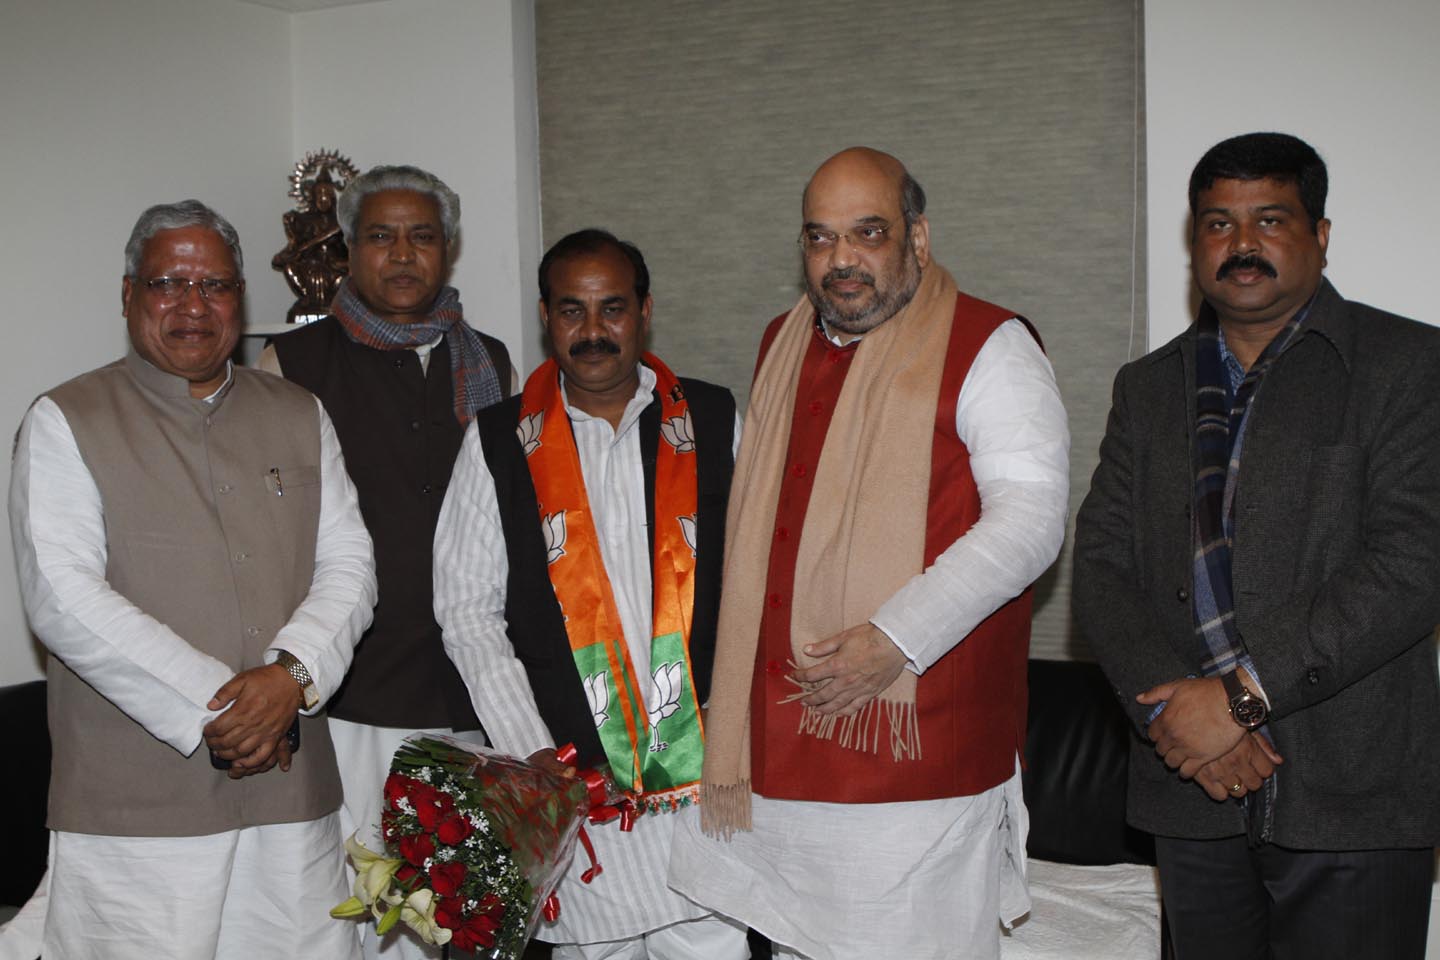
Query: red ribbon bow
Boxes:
[{"xmin": 553, "ymin": 744, "xmax": 639, "ymax": 885}]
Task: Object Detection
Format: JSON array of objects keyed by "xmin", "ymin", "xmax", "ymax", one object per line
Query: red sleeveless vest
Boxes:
[{"xmin": 749, "ymin": 293, "xmax": 1035, "ymax": 802}]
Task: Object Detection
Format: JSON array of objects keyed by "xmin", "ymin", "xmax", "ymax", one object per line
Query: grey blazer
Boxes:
[{"xmin": 1073, "ymin": 279, "xmax": 1440, "ymax": 850}]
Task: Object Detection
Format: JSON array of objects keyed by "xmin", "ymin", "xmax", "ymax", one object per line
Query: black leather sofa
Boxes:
[{"xmin": 0, "ymin": 680, "xmax": 48, "ymax": 915}]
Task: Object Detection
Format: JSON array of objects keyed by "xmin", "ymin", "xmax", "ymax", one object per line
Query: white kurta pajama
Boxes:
[
  {"xmin": 434, "ymin": 367, "xmax": 746, "ymax": 959},
  {"xmin": 668, "ymin": 320, "xmax": 1070, "ymax": 960},
  {"xmin": 10, "ymin": 378, "xmax": 375, "ymax": 960}
]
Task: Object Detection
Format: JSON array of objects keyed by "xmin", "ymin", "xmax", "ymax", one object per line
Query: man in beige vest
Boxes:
[{"xmin": 9, "ymin": 200, "xmax": 376, "ymax": 959}]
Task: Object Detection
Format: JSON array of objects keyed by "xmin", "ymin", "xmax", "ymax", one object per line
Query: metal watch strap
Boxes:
[{"xmin": 275, "ymin": 650, "xmax": 319, "ymax": 709}]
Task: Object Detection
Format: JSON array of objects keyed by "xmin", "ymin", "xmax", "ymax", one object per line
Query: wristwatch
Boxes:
[
  {"xmin": 1221, "ymin": 670, "xmax": 1268, "ymax": 730},
  {"xmin": 275, "ymin": 649, "xmax": 320, "ymax": 710}
]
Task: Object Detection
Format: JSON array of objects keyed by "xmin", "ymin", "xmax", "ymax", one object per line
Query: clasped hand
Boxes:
[
  {"xmin": 204, "ymin": 664, "xmax": 303, "ymax": 780},
  {"xmin": 787, "ymin": 623, "xmax": 909, "ymax": 717},
  {"xmin": 1138, "ymin": 673, "xmax": 1282, "ymax": 799}
]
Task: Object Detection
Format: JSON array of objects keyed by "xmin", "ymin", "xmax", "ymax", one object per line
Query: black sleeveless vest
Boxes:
[
  {"xmin": 471, "ymin": 377, "xmax": 734, "ymax": 767},
  {"xmin": 274, "ymin": 317, "xmax": 511, "ymax": 729}
]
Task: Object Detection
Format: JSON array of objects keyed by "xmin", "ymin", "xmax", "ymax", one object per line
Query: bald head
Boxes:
[{"xmin": 803, "ymin": 147, "xmax": 926, "ymax": 228}]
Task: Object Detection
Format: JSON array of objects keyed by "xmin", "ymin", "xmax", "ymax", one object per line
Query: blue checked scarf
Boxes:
[
  {"xmin": 1191, "ymin": 298, "xmax": 1312, "ymax": 844},
  {"xmin": 331, "ymin": 278, "xmax": 503, "ymax": 425}
]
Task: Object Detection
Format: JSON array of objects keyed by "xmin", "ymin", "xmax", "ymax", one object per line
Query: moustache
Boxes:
[
  {"xmin": 569, "ymin": 339, "xmax": 622, "ymax": 357},
  {"xmin": 1216, "ymin": 254, "xmax": 1278, "ymax": 281},
  {"xmin": 822, "ymin": 267, "xmax": 876, "ymax": 289}
]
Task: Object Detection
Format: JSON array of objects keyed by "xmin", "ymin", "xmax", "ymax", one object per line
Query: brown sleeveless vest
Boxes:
[{"xmin": 44, "ymin": 353, "xmax": 342, "ymax": 836}]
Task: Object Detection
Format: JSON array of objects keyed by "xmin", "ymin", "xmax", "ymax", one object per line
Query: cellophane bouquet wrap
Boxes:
[{"xmin": 331, "ymin": 735, "xmax": 593, "ymax": 957}]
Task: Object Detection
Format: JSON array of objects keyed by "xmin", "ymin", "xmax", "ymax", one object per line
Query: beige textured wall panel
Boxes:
[{"xmin": 536, "ymin": 0, "xmax": 1144, "ymax": 659}]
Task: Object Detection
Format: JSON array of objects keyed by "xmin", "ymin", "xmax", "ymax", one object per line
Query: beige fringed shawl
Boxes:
[{"xmin": 700, "ymin": 264, "xmax": 960, "ymax": 836}]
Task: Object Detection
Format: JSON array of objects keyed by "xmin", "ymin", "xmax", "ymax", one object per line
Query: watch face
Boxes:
[{"xmin": 1231, "ymin": 694, "xmax": 1268, "ymax": 729}]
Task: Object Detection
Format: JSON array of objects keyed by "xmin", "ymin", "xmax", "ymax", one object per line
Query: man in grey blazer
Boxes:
[{"xmin": 1074, "ymin": 132, "xmax": 1439, "ymax": 959}]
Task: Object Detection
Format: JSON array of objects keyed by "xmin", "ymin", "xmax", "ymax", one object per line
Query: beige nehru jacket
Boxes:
[{"xmin": 43, "ymin": 352, "xmax": 342, "ymax": 837}]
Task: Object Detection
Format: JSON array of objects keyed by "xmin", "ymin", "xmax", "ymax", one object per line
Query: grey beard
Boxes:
[{"xmin": 808, "ymin": 261, "xmax": 922, "ymax": 335}]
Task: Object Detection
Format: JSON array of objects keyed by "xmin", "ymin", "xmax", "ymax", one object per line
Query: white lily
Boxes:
[
  {"xmin": 399, "ymin": 887, "xmax": 453, "ymax": 945},
  {"xmin": 345, "ymin": 834, "xmax": 404, "ymax": 906},
  {"xmin": 331, "ymin": 834, "xmax": 405, "ymax": 920}
]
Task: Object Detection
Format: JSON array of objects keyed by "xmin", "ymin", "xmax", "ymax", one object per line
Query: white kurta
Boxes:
[
  {"xmin": 668, "ymin": 319, "xmax": 1071, "ymax": 960},
  {"xmin": 10, "ymin": 371, "xmax": 376, "ymax": 960},
  {"xmin": 434, "ymin": 366, "xmax": 742, "ymax": 946}
]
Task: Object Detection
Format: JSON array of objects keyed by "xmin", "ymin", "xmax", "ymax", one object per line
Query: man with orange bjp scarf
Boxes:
[{"xmin": 434, "ymin": 229, "xmax": 747, "ymax": 959}]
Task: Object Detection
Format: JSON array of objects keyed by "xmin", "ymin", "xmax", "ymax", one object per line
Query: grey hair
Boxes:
[
  {"xmin": 337, "ymin": 164, "xmax": 461, "ymax": 246},
  {"xmin": 124, "ymin": 200, "xmax": 244, "ymax": 276},
  {"xmin": 900, "ymin": 172, "xmax": 927, "ymax": 228}
]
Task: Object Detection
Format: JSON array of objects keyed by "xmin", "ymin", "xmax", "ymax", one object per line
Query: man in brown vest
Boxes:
[
  {"xmin": 669, "ymin": 148, "xmax": 1070, "ymax": 960},
  {"xmin": 9, "ymin": 200, "xmax": 376, "ymax": 959}
]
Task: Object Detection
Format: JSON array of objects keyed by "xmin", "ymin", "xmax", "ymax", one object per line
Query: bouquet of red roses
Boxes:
[{"xmin": 331, "ymin": 735, "xmax": 596, "ymax": 957}]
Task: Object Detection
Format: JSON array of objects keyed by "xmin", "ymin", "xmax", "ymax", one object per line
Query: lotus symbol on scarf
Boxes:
[
  {"xmin": 584, "ymin": 672, "xmax": 610, "ymax": 728},
  {"xmin": 659, "ymin": 410, "xmax": 695, "ymax": 453},
  {"xmin": 647, "ymin": 662, "xmax": 685, "ymax": 752},
  {"xmin": 542, "ymin": 511, "xmax": 567, "ymax": 565},
  {"xmin": 678, "ymin": 513, "xmax": 697, "ymax": 558},
  {"xmin": 517, "ymin": 411, "xmax": 544, "ymax": 456}
]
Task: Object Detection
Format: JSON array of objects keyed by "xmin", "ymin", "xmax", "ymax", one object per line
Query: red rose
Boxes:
[
  {"xmin": 395, "ymin": 863, "xmax": 420, "ymax": 886},
  {"xmin": 476, "ymin": 892, "xmax": 505, "ymax": 920},
  {"xmin": 397, "ymin": 832, "xmax": 435, "ymax": 866},
  {"xmin": 406, "ymin": 783, "xmax": 454, "ymax": 830},
  {"xmin": 428, "ymin": 861, "xmax": 466, "ymax": 898},
  {"xmin": 434, "ymin": 895, "xmax": 466, "ymax": 931},
  {"xmin": 436, "ymin": 811, "xmax": 473, "ymax": 845},
  {"xmin": 414, "ymin": 799, "xmax": 443, "ymax": 831},
  {"xmin": 383, "ymin": 773, "xmax": 411, "ymax": 811},
  {"xmin": 451, "ymin": 914, "xmax": 500, "ymax": 952}
]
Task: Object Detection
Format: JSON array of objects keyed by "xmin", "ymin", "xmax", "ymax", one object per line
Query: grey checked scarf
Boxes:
[
  {"xmin": 1191, "ymin": 297, "xmax": 1312, "ymax": 844},
  {"xmin": 331, "ymin": 278, "xmax": 503, "ymax": 425}
]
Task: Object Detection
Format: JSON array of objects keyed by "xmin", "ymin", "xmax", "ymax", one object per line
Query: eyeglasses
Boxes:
[
  {"xmin": 797, "ymin": 222, "xmax": 895, "ymax": 258},
  {"xmin": 132, "ymin": 276, "xmax": 244, "ymax": 303}
]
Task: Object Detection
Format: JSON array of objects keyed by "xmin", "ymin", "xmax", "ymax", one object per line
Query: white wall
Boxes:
[
  {"xmin": 0, "ymin": 0, "xmax": 295, "ymax": 683},
  {"xmin": 0, "ymin": 0, "xmax": 541, "ymax": 684},
  {"xmin": 288, "ymin": 0, "xmax": 541, "ymax": 372},
  {"xmin": 1146, "ymin": 0, "xmax": 1440, "ymax": 345}
]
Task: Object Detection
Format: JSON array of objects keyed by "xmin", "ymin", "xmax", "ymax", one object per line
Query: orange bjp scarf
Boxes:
[{"xmin": 519, "ymin": 354, "xmax": 706, "ymax": 812}]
